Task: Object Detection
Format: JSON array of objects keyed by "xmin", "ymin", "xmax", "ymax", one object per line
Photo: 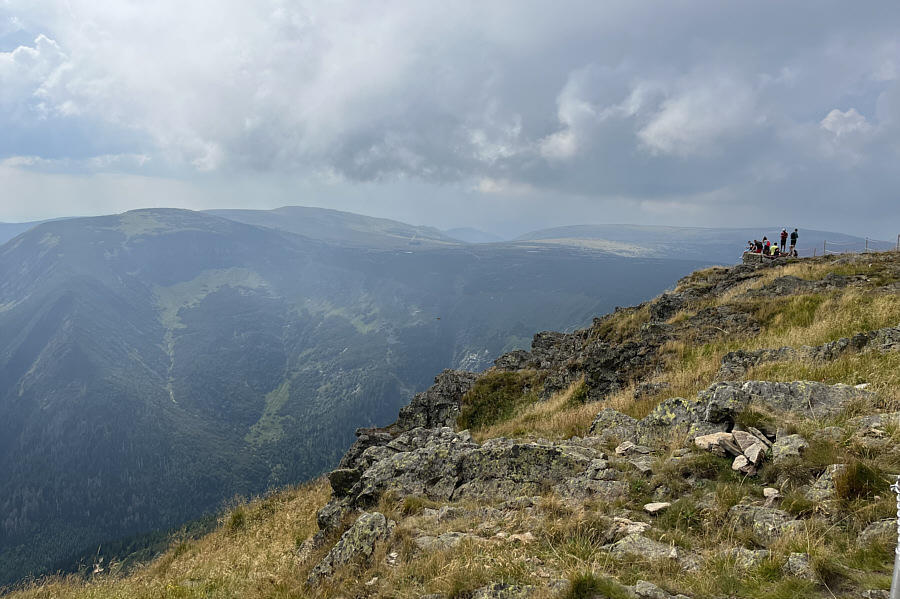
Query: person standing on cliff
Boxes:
[
  {"xmin": 790, "ymin": 229, "xmax": 798, "ymax": 256},
  {"xmin": 780, "ymin": 229, "xmax": 788, "ymax": 249}
]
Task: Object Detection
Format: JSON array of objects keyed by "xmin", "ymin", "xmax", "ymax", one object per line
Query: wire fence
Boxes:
[{"xmin": 794, "ymin": 235, "xmax": 900, "ymax": 258}]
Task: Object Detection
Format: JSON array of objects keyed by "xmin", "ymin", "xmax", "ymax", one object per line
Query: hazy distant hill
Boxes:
[
  {"xmin": 442, "ymin": 227, "xmax": 506, "ymax": 244},
  {"xmin": 0, "ymin": 208, "xmax": 712, "ymax": 584},
  {"xmin": 515, "ymin": 224, "xmax": 880, "ymax": 264}
]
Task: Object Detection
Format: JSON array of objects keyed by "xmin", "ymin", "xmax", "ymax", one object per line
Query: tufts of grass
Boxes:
[
  {"xmin": 834, "ymin": 460, "xmax": 891, "ymax": 503},
  {"xmin": 473, "ymin": 379, "xmax": 602, "ymax": 442},
  {"xmin": 457, "ymin": 370, "xmax": 540, "ymax": 432},
  {"xmin": 564, "ymin": 572, "xmax": 632, "ymax": 599}
]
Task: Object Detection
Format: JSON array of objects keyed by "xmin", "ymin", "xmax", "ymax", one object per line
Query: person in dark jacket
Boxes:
[{"xmin": 790, "ymin": 229, "xmax": 798, "ymax": 256}]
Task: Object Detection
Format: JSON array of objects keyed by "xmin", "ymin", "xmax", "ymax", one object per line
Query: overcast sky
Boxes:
[{"xmin": 1, "ymin": 1, "xmax": 898, "ymax": 239}]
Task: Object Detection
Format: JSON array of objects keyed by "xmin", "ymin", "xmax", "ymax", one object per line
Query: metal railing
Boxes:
[
  {"xmin": 891, "ymin": 476, "xmax": 900, "ymax": 599},
  {"xmin": 792, "ymin": 235, "xmax": 900, "ymax": 258}
]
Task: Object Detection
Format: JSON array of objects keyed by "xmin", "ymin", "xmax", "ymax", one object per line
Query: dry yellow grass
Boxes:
[{"xmin": 10, "ymin": 479, "xmax": 331, "ymax": 599}]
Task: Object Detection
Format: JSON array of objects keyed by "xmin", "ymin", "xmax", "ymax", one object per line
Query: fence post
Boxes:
[
  {"xmin": 890, "ymin": 476, "xmax": 900, "ymax": 599},
  {"xmin": 866, "ymin": 238, "xmax": 869, "ymax": 253},
  {"xmin": 823, "ymin": 240, "xmax": 827, "ymax": 255}
]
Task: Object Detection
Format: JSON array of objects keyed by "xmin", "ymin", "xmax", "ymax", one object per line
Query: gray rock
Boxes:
[
  {"xmin": 395, "ymin": 370, "xmax": 479, "ymax": 431},
  {"xmin": 741, "ymin": 380, "xmax": 875, "ymax": 419},
  {"xmin": 307, "ymin": 512, "xmax": 395, "ymax": 585},
  {"xmin": 729, "ymin": 547, "xmax": 770, "ymax": 570},
  {"xmin": 414, "ymin": 532, "xmax": 477, "ymax": 551},
  {"xmin": 589, "ymin": 408, "xmax": 639, "ymax": 440},
  {"xmin": 471, "ymin": 583, "xmax": 538, "ymax": 599},
  {"xmin": 727, "ymin": 505, "xmax": 803, "ymax": 547},
  {"xmin": 632, "ymin": 579, "xmax": 687, "ymax": 599},
  {"xmin": 616, "ymin": 441, "xmax": 654, "ymax": 456},
  {"xmin": 453, "ymin": 441, "xmax": 594, "ymax": 501},
  {"xmin": 354, "ymin": 428, "xmax": 478, "ymax": 506},
  {"xmin": 772, "ymin": 434, "xmax": 809, "ymax": 462},
  {"xmin": 857, "ymin": 519, "xmax": 897, "ymax": 547},
  {"xmin": 862, "ymin": 590, "xmax": 890, "ymax": 599},
  {"xmin": 606, "ymin": 534, "xmax": 699, "ymax": 571},
  {"xmin": 805, "ymin": 464, "xmax": 847, "ymax": 502},
  {"xmin": 782, "ymin": 552, "xmax": 815, "ymax": 581}
]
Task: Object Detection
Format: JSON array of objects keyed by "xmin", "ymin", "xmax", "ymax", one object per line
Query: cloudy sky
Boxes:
[{"xmin": 1, "ymin": 1, "xmax": 898, "ymax": 239}]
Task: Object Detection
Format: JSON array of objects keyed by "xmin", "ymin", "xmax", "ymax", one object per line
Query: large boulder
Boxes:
[
  {"xmin": 741, "ymin": 381, "xmax": 874, "ymax": 418},
  {"xmin": 453, "ymin": 440, "xmax": 599, "ymax": 501},
  {"xmin": 352, "ymin": 428, "xmax": 478, "ymax": 505}
]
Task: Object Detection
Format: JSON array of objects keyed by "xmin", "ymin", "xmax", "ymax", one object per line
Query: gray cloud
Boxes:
[{"xmin": 1, "ymin": 1, "xmax": 899, "ymax": 238}]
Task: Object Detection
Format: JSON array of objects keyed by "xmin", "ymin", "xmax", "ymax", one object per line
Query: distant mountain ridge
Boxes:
[
  {"xmin": 515, "ymin": 224, "xmax": 877, "ymax": 264},
  {"xmin": 205, "ymin": 206, "xmax": 459, "ymax": 247}
]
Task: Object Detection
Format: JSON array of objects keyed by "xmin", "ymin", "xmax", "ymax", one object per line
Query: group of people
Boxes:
[{"xmin": 747, "ymin": 228, "xmax": 798, "ymax": 258}]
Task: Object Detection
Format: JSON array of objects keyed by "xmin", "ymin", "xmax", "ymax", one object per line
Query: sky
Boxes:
[{"xmin": 1, "ymin": 1, "xmax": 898, "ymax": 240}]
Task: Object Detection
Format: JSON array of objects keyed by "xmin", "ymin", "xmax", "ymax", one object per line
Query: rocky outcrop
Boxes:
[
  {"xmin": 395, "ymin": 369, "xmax": 479, "ymax": 431},
  {"xmin": 323, "ymin": 427, "xmax": 624, "ymax": 514}
]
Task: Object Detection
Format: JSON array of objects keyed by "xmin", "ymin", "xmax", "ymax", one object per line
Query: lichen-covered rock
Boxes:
[
  {"xmin": 782, "ymin": 552, "xmax": 815, "ymax": 581},
  {"xmin": 772, "ymin": 434, "xmax": 809, "ymax": 462},
  {"xmin": 307, "ymin": 512, "xmax": 395, "ymax": 585},
  {"xmin": 805, "ymin": 464, "xmax": 847, "ymax": 501},
  {"xmin": 471, "ymin": 582, "xmax": 538, "ymax": 599},
  {"xmin": 729, "ymin": 547, "xmax": 770, "ymax": 570},
  {"xmin": 414, "ymin": 532, "xmax": 477, "ymax": 551},
  {"xmin": 632, "ymin": 579, "xmax": 691, "ymax": 599},
  {"xmin": 395, "ymin": 370, "xmax": 479, "ymax": 431},
  {"xmin": 354, "ymin": 428, "xmax": 477, "ymax": 505},
  {"xmin": 453, "ymin": 441, "xmax": 595, "ymax": 501},
  {"xmin": 857, "ymin": 519, "xmax": 897, "ymax": 548},
  {"xmin": 727, "ymin": 505, "xmax": 802, "ymax": 547},
  {"xmin": 589, "ymin": 408, "xmax": 638, "ymax": 441},
  {"xmin": 605, "ymin": 534, "xmax": 699, "ymax": 571}
]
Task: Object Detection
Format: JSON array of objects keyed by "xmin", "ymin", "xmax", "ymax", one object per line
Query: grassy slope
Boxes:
[{"xmin": 9, "ymin": 252, "xmax": 900, "ymax": 599}]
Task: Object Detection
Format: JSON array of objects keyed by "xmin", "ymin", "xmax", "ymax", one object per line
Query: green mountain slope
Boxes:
[{"xmin": 0, "ymin": 208, "xmax": 711, "ymax": 585}]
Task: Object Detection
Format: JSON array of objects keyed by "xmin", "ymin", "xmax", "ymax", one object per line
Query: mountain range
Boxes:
[{"xmin": 0, "ymin": 206, "xmax": 718, "ymax": 585}]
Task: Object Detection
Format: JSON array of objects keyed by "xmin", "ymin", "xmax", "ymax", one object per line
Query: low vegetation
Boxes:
[{"xmin": 8, "ymin": 252, "xmax": 900, "ymax": 599}]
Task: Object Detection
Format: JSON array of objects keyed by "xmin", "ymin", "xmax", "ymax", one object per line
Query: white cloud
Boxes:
[
  {"xmin": 637, "ymin": 72, "xmax": 757, "ymax": 157},
  {"xmin": 820, "ymin": 108, "xmax": 871, "ymax": 136}
]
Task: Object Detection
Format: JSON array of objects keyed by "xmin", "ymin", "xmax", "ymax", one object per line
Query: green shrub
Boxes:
[
  {"xmin": 226, "ymin": 505, "xmax": 246, "ymax": 531},
  {"xmin": 456, "ymin": 371, "xmax": 539, "ymax": 431}
]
